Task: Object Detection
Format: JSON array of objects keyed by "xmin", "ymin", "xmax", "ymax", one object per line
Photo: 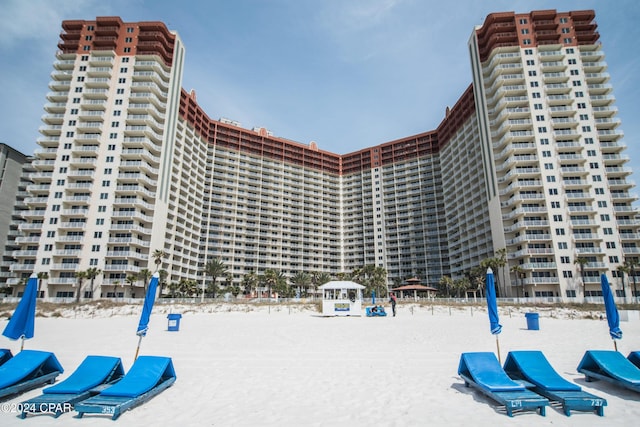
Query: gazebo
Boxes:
[{"xmin": 391, "ymin": 277, "xmax": 438, "ymax": 301}]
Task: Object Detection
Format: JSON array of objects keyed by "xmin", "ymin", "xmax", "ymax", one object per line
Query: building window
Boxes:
[
  {"xmin": 523, "ymin": 39, "xmax": 531, "ymax": 45},
  {"xmin": 124, "ymin": 47, "xmax": 131, "ymax": 53},
  {"xmin": 118, "ymin": 78, "xmax": 126, "ymax": 83},
  {"xmin": 536, "ymin": 115, "xmax": 545, "ymax": 121},
  {"xmin": 526, "ymin": 59, "xmax": 535, "ymax": 66},
  {"xmin": 606, "ymin": 242, "xmax": 616, "ymax": 249},
  {"xmin": 521, "ymin": 29, "xmax": 529, "ymax": 34},
  {"xmin": 537, "ymin": 127, "xmax": 547, "ymax": 133},
  {"xmin": 600, "ymin": 214, "xmax": 610, "ymax": 221},
  {"xmin": 555, "ymin": 229, "xmax": 566, "ymax": 235},
  {"xmin": 549, "ymin": 188, "xmax": 558, "ymax": 195},
  {"xmin": 558, "ymin": 241, "xmax": 567, "ymax": 249},
  {"xmin": 553, "ymin": 214, "xmax": 563, "ymax": 221},
  {"xmin": 528, "ymin": 70, "xmax": 536, "ymax": 76},
  {"xmin": 120, "ymin": 67, "xmax": 128, "ymax": 73},
  {"xmin": 116, "ymin": 88, "xmax": 125, "ymax": 94},
  {"xmin": 524, "ymin": 48, "xmax": 533, "ymax": 55}
]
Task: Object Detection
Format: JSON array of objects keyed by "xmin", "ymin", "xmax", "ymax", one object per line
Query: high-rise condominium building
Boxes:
[{"xmin": 5, "ymin": 10, "xmax": 639, "ymax": 301}]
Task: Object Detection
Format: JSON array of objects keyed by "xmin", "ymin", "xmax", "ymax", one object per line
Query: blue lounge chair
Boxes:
[
  {"xmin": 19, "ymin": 355, "xmax": 124, "ymax": 418},
  {"xmin": 458, "ymin": 352, "xmax": 549, "ymax": 416},
  {"xmin": 577, "ymin": 350, "xmax": 640, "ymax": 393},
  {"xmin": 503, "ymin": 350, "xmax": 606, "ymax": 416},
  {"xmin": 628, "ymin": 351, "xmax": 640, "ymax": 369},
  {"xmin": 0, "ymin": 350, "xmax": 63, "ymax": 401},
  {"xmin": 366, "ymin": 306, "xmax": 387, "ymax": 316},
  {"xmin": 75, "ymin": 356, "xmax": 176, "ymax": 420},
  {"xmin": 0, "ymin": 349, "xmax": 12, "ymax": 366}
]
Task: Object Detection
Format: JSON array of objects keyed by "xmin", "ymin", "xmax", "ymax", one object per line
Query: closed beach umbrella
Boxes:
[
  {"xmin": 485, "ymin": 268, "xmax": 502, "ymax": 362},
  {"xmin": 372, "ymin": 290, "xmax": 376, "ymax": 305},
  {"xmin": 135, "ymin": 272, "xmax": 159, "ymax": 359},
  {"xmin": 2, "ymin": 274, "xmax": 38, "ymax": 350},
  {"xmin": 600, "ymin": 273, "xmax": 622, "ymax": 350}
]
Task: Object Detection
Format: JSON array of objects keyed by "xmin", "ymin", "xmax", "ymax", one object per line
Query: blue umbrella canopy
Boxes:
[
  {"xmin": 601, "ymin": 274, "xmax": 622, "ymax": 341},
  {"xmin": 3, "ymin": 275, "xmax": 38, "ymax": 341},
  {"xmin": 136, "ymin": 273, "xmax": 159, "ymax": 337},
  {"xmin": 486, "ymin": 268, "xmax": 502, "ymax": 335}
]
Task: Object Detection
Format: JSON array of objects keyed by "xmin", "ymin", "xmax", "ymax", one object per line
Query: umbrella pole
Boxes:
[
  {"xmin": 613, "ymin": 340, "xmax": 618, "ymax": 352},
  {"xmin": 495, "ymin": 336, "xmax": 501, "ymax": 364},
  {"xmin": 134, "ymin": 335, "xmax": 143, "ymax": 360},
  {"xmin": 20, "ymin": 336, "xmax": 25, "ymax": 352}
]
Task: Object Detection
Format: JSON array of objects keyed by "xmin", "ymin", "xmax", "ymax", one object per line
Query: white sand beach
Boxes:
[{"xmin": 1, "ymin": 303, "xmax": 639, "ymax": 426}]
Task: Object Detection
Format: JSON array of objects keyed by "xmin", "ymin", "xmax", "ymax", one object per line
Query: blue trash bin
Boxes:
[
  {"xmin": 525, "ymin": 312, "xmax": 539, "ymax": 330},
  {"xmin": 167, "ymin": 313, "xmax": 182, "ymax": 332}
]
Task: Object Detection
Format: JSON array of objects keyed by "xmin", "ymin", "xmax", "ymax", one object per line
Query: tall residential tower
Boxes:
[{"xmin": 5, "ymin": 10, "xmax": 639, "ymax": 301}]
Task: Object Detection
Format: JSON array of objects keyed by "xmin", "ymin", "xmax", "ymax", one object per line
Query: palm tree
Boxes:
[
  {"xmin": 75, "ymin": 270, "xmax": 87, "ymax": 302},
  {"xmin": 152, "ymin": 249, "xmax": 167, "ymax": 272},
  {"xmin": 439, "ymin": 276, "xmax": 454, "ymax": 298},
  {"xmin": 290, "ymin": 272, "xmax": 312, "ymax": 297},
  {"xmin": 138, "ymin": 269, "xmax": 152, "ymax": 294},
  {"xmin": 263, "ymin": 269, "xmax": 279, "ymax": 299},
  {"xmin": 203, "ymin": 258, "xmax": 228, "ymax": 298},
  {"xmin": 242, "ymin": 270, "xmax": 258, "ymax": 298},
  {"xmin": 510, "ymin": 264, "xmax": 524, "ymax": 300},
  {"xmin": 85, "ymin": 268, "xmax": 102, "ymax": 299},
  {"xmin": 125, "ymin": 274, "xmax": 138, "ymax": 298},
  {"xmin": 158, "ymin": 269, "xmax": 168, "ymax": 298},
  {"xmin": 37, "ymin": 271, "xmax": 49, "ymax": 298},
  {"xmin": 495, "ymin": 248, "xmax": 508, "ymax": 297},
  {"xmin": 371, "ymin": 266, "xmax": 388, "ymax": 297},
  {"xmin": 480, "ymin": 258, "xmax": 501, "ymax": 297},
  {"xmin": 625, "ymin": 258, "xmax": 639, "ymax": 304},
  {"xmin": 574, "ymin": 256, "xmax": 589, "ymax": 301}
]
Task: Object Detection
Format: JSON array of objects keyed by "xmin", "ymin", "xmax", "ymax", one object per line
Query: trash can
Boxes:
[
  {"xmin": 525, "ymin": 312, "xmax": 539, "ymax": 330},
  {"xmin": 167, "ymin": 314, "xmax": 182, "ymax": 332}
]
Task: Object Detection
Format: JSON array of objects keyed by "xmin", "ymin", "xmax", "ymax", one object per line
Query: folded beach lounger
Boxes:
[
  {"xmin": 0, "ymin": 350, "xmax": 63, "ymax": 401},
  {"xmin": 458, "ymin": 352, "xmax": 549, "ymax": 416},
  {"xmin": 577, "ymin": 350, "xmax": 640, "ymax": 393},
  {"xmin": 75, "ymin": 355, "xmax": 176, "ymax": 420},
  {"xmin": 0, "ymin": 349, "xmax": 12, "ymax": 366},
  {"xmin": 19, "ymin": 355, "xmax": 124, "ymax": 418},
  {"xmin": 628, "ymin": 351, "xmax": 640, "ymax": 369},
  {"xmin": 503, "ymin": 350, "xmax": 606, "ymax": 416}
]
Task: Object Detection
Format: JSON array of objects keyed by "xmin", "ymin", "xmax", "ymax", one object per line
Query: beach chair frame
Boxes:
[
  {"xmin": 503, "ymin": 350, "xmax": 606, "ymax": 416},
  {"xmin": 458, "ymin": 352, "xmax": 549, "ymax": 417}
]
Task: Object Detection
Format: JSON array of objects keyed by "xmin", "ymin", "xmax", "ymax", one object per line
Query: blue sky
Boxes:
[{"xmin": 1, "ymin": 0, "xmax": 639, "ymax": 191}]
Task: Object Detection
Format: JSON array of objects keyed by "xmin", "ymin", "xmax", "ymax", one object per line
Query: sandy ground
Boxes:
[{"xmin": 1, "ymin": 303, "xmax": 639, "ymax": 426}]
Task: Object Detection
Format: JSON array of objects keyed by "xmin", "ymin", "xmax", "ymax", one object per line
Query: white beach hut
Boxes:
[{"xmin": 318, "ymin": 281, "xmax": 365, "ymax": 316}]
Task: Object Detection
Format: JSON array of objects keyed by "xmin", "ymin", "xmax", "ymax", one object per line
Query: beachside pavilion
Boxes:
[{"xmin": 391, "ymin": 277, "xmax": 438, "ymax": 301}]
